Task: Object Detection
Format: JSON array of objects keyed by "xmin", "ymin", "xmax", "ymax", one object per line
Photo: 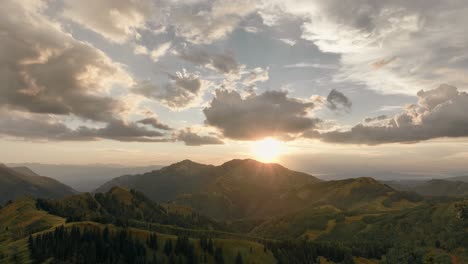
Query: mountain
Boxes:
[
  {"xmin": 0, "ymin": 196, "xmax": 275, "ymax": 264},
  {"xmin": 37, "ymin": 186, "xmax": 224, "ymax": 231},
  {"xmin": 249, "ymin": 177, "xmax": 424, "ymax": 239},
  {"xmin": 96, "ymin": 160, "xmax": 425, "ymax": 220},
  {"xmin": 385, "ymin": 178, "xmax": 468, "ymax": 197},
  {"xmin": 278, "ymin": 177, "xmax": 423, "ymax": 212},
  {"xmin": 10, "ymin": 166, "xmax": 40, "ymax": 177},
  {"xmin": 410, "ymin": 179, "xmax": 468, "ymax": 197},
  {"xmin": 1, "ymin": 168, "xmax": 467, "ymax": 263},
  {"xmin": 0, "ymin": 165, "xmax": 76, "ymax": 204},
  {"xmin": 96, "ymin": 159, "xmax": 320, "ymax": 220},
  {"xmin": 445, "ymin": 175, "xmax": 468, "ymax": 183},
  {"xmin": 7, "ymin": 163, "xmax": 163, "ymax": 192}
]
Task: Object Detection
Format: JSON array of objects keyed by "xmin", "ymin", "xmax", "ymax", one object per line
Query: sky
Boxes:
[{"xmin": 1, "ymin": 0, "xmax": 468, "ymax": 178}]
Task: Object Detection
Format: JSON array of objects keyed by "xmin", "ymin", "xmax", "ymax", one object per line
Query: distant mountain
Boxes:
[
  {"xmin": 96, "ymin": 159, "xmax": 321, "ymax": 220},
  {"xmin": 445, "ymin": 175, "xmax": 468, "ymax": 183},
  {"xmin": 7, "ymin": 163, "xmax": 163, "ymax": 192},
  {"xmin": 385, "ymin": 178, "xmax": 468, "ymax": 197},
  {"xmin": 410, "ymin": 179, "xmax": 468, "ymax": 197},
  {"xmin": 0, "ymin": 165, "xmax": 76, "ymax": 204}
]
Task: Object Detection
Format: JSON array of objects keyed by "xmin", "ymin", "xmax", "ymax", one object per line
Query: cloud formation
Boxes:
[
  {"xmin": 1, "ymin": 0, "xmax": 134, "ymax": 124},
  {"xmin": 262, "ymin": 0, "xmax": 468, "ymax": 94},
  {"xmin": 176, "ymin": 128, "xmax": 224, "ymax": 146},
  {"xmin": 0, "ymin": 113, "xmax": 168, "ymax": 142},
  {"xmin": 326, "ymin": 89, "xmax": 352, "ymax": 112},
  {"xmin": 178, "ymin": 49, "xmax": 240, "ymax": 74},
  {"xmin": 308, "ymin": 85, "xmax": 468, "ymax": 145},
  {"xmin": 134, "ymin": 70, "xmax": 207, "ymax": 110},
  {"xmin": 204, "ymin": 89, "xmax": 319, "ymax": 140},
  {"xmin": 62, "ymin": 0, "xmax": 153, "ymax": 43},
  {"xmin": 167, "ymin": 0, "xmax": 258, "ymax": 44},
  {"xmin": 137, "ymin": 117, "xmax": 172, "ymax": 131},
  {"xmin": 150, "ymin": 42, "xmax": 172, "ymax": 62}
]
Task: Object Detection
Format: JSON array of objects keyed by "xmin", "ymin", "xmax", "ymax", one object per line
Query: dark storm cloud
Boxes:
[
  {"xmin": 134, "ymin": 71, "xmax": 205, "ymax": 110},
  {"xmin": 204, "ymin": 89, "xmax": 320, "ymax": 140},
  {"xmin": 326, "ymin": 89, "xmax": 352, "ymax": 112},
  {"xmin": 308, "ymin": 84, "xmax": 468, "ymax": 145},
  {"xmin": 176, "ymin": 128, "xmax": 224, "ymax": 146},
  {"xmin": 137, "ymin": 117, "xmax": 172, "ymax": 131}
]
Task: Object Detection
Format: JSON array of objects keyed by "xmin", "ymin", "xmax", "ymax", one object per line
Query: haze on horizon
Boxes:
[{"xmin": 2, "ymin": 0, "xmax": 468, "ymax": 179}]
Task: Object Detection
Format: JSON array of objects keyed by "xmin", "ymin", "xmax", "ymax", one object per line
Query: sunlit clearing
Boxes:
[{"xmin": 251, "ymin": 138, "xmax": 285, "ymax": 162}]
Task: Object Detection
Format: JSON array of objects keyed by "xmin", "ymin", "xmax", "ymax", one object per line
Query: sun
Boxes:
[{"xmin": 251, "ymin": 138, "xmax": 285, "ymax": 162}]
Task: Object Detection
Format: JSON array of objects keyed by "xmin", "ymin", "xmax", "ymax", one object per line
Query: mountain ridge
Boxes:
[{"xmin": 0, "ymin": 165, "xmax": 77, "ymax": 204}]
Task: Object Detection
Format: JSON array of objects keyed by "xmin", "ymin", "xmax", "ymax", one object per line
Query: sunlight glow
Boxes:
[{"xmin": 251, "ymin": 138, "xmax": 286, "ymax": 162}]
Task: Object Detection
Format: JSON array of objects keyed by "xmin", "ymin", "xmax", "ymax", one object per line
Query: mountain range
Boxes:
[
  {"xmin": 1, "ymin": 159, "xmax": 467, "ymax": 263},
  {"xmin": 6, "ymin": 163, "xmax": 163, "ymax": 192},
  {"xmin": 0, "ymin": 164, "xmax": 76, "ymax": 204}
]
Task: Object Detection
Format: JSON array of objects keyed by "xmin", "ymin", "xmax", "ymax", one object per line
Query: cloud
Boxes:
[
  {"xmin": 62, "ymin": 0, "xmax": 153, "ymax": 43},
  {"xmin": 134, "ymin": 44, "xmax": 149, "ymax": 55},
  {"xmin": 244, "ymin": 26, "xmax": 261, "ymax": 33},
  {"xmin": 283, "ymin": 62, "xmax": 337, "ymax": 70},
  {"xmin": 326, "ymin": 89, "xmax": 352, "ymax": 112},
  {"xmin": 262, "ymin": 0, "xmax": 468, "ymax": 94},
  {"xmin": 364, "ymin": 115, "xmax": 388, "ymax": 123},
  {"xmin": 278, "ymin": 38, "xmax": 296, "ymax": 46},
  {"xmin": 167, "ymin": 0, "xmax": 258, "ymax": 44},
  {"xmin": 0, "ymin": 0, "xmax": 133, "ymax": 123},
  {"xmin": 309, "ymin": 84, "xmax": 468, "ymax": 145},
  {"xmin": 178, "ymin": 48, "xmax": 240, "ymax": 74},
  {"xmin": 134, "ymin": 70, "xmax": 208, "ymax": 110},
  {"xmin": 137, "ymin": 117, "xmax": 172, "ymax": 131},
  {"xmin": 204, "ymin": 89, "xmax": 320, "ymax": 140},
  {"xmin": 242, "ymin": 67, "xmax": 269, "ymax": 87},
  {"xmin": 150, "ymin": 42, "xmax": 172, "ymax": 62},
  {"xmin": 176, "ymin": 128, "xmax": 224, "ymax": 146},
  {"xmin": 0, "ymin": 112, "xmax": 169, "ymax": 142}
]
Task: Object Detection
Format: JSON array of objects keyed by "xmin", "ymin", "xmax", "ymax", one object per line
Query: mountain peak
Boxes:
[
  {"xmin": 221, "ymin": 158, "xmax": 283, "ymax": 168},
  {"xmin": 170, "ymin": 159, "xmax": 204, "ymax": 167},
  {"xmin": 354, "ymin": 177, "xmax": 380, "ymax": 184}
]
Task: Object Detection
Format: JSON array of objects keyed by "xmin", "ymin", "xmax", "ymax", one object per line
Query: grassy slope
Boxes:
[
  {"xmin": 0, "ymin": 196, "xmax": 275, "ymax": 263},
  {"xmin": 250, "ymin": 178, "xmax": 424, "ymax": 240},
  {"xmin": 0, "ymin": 197, "xmax": 65, "ymax": 263},
  {"xmin": 319, "ymin": 201, "xmax": 468, "ymax": 263}
]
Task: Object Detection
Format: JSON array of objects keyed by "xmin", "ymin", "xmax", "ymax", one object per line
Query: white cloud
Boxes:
[
  {"xmin": 284, "ymin": 62, "xmax": 337, "ymax": 70},
  {"xmin": 167, "ymin": 0, "xmax": 258, "ymax": 44},
  {"xmin": 150, "ymin": 42, "xmax": 172, "ymax": 62},
  {"xmin": 278, "ymin": 38, "xmax": 296, "ymax": 46},
  {"xmin": 133, "ymin": 44, "xmax": 149, "ymax": 55},
  {"xmin": 261, "ymin": 0, "xmax": 468, "ymax": 95},
  {"xmin": 309, "ymin": 84, "xmax": 468, "ymax": 144},
  {"xmin": 62, "ymin": 0, "xmax": 153, "ymax": 43},
  {"xmin": 134, "ymin": 70, "xmax": 210, "ymax": 110}
]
